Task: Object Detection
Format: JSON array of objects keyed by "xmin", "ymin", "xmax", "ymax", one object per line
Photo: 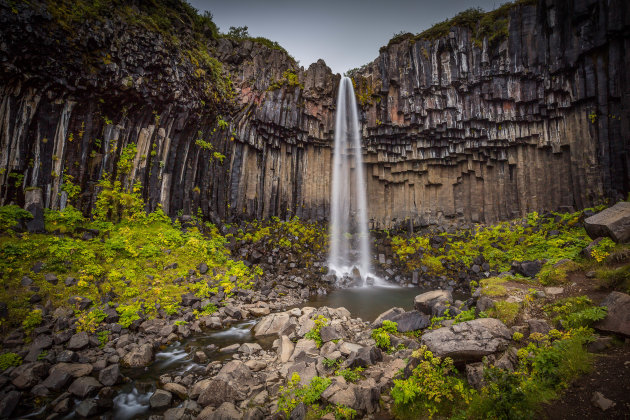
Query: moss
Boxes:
[
  {"xmin": 480, "ymin": 277, "xmax": 508, "ymax": 297},
  {"xmin": 486, "ymin": 300, "xmax": 520, "ymax": 325}
]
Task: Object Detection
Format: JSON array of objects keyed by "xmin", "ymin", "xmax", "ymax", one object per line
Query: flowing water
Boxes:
[{"xmin": 328, "ymin": 76, "xmax": 378, "ymax": 284}]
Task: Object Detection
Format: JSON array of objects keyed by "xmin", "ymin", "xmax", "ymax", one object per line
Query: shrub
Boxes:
[
  {"xmin": 22, "ymin": 309, "xmax": 43, "ymax": 334},
  {"xmin": 391, "ymin": 346, "xmax": 474, "ymax": 419},
  {"xmin": 372, "ymin": 320, "xmax": 398, "ymax": 350},
  {"xmin": 0, "ymin": 205, "xmax": 32, "ymax": 233},
  {"xmin": 117, "ymin": 302, "xmax": 141, "ymax": 328},
  {"xmin": 76, "ymin": 309, "xmax": 107, "ymax": 333},
  {"xmin": 305, "ymin": 315, "xmax": 329, "ymax": 348},
  {"xmin": 544, "ymin": 296, "xmax": 607, "ymax": 329},
  {"xmin": 335, "ymin": 367, "xmax": 364, "ymax": 383},
  {"xmin": 0, "ymin": 353, "xmax": 22, "ymax": 371},
  {"xmin": 486, "ymin": 301, "xmax": 520, "ymax": 325},
  {"xmin": 277, "ymin": 373, "xmax": 331, "ymax": 416},
  {"xmin": 596, "ymin": 264, "xmax": 630, "ymax": 293}
]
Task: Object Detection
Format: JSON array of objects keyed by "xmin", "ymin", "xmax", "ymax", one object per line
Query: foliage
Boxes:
[
  {"xmin": 117, "ymin": 302, "xmax": 142, "ymax": 328},
  {"xmin": 305, "ymin": 315, "xmax": 329, "ymax": 348},
  {"xmin": 544, "ymin": 296, "xmax": 607, "ymax": 329},
  {"xmin": 97, "ymin": 330, "xmax": 110, "ymax": 347},
  {"xmin": 486, "ymin": 300, "xmax": 520, "ymax": 325},
  {"xmin": 22, "ymin": 309, "xmax": 43, "ymax": 334},
  {"xmin": 268, "ymin": 69, "xmax": 303, "ymax": 90},
  {"xmin": 76, "ymin": 308, "xmax": 107, "ymax": 333},
  {"xmin": 61, "ymin": 173, "xmax": 81, "ymax": 202},
  {"xmin": 194, "ymin": 302, "xmax": 217, "ymax": 318},
  {"xmin": 322, "ymin": 357, "xmax": 341, "ymax": 369},
  {"xmin": 512, "ymin": 331, "xmax": 524, "ymax": 342},
  {"xmin": 391, "ymin": 345, "xmax": 474, "ymax": 419},
  {"xmin": 371, "ymin": 320, "xmax": 398, "ymax": 351},
  {"xmin": 591, "ymin": 237, "xmax": 616, "ymax": 262},
  {"xmin": 277, "ymin": 373, "xmax": 331, "ymax": 417},
  {"xmin": 222, "ymin": 25, "xmax": 291, "ymax": 56},
  {"xmin": 227, "ymin": 25, "xmax": 249, "ymax": 38},
  {"xmin": 93, "ymin": 178, "xmax": 144, "ymax": 223},
  {"xmin": 479, "ymin": 277, "xmax": 507, "ymax": 296},
  {"xmin": 45, "ymin": 205, "xmax": 85, "ymax": 233},
  {"xmin": 596, "ymin": 264, "xmax": 630, "ymax": 293},
  {"xmin": 0, "ymin": 353, "xmax": 22, "ymax": 371},
  {"xmin": 0, "ymin": 205, "xmax": 32, "ymax": 233},
  {"xmin": 335, "ymin": 367, "xmax": 364, "ymax": 383}
]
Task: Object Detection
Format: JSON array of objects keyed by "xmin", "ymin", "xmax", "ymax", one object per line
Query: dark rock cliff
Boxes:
[{"xmin": 0, "ymin": 0, "xmax": 628, "ymax": 228}]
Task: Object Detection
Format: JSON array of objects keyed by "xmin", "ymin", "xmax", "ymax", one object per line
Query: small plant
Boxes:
[
  {"xmin": 486, "ymin": 301, "xmax": 520, "ymax": 325},
  {"xmin": 76, "ymin": 309, "xmax": 107, "ymax": 333},
  {"xmin": 193, "ymin": 303, "xmax": 217, "ymax": 318},
  {"xmin": 22, "ymin": 309, "xmax": 43, "ymax": 335},
  {"xmin": 371, "ymin": 320, "xmax": 398, "ymax": 351},
  {"xmin": 305, "ymin": 315, "xmax": 329, "ymax": 347},
  {"xmin": 335, "ymin": 367, "xmax": 364, "ymax": 383},
  {"xmin": 323, "ymin": 357, "xmax": 341, "ymax": 369},
  {"xmin": 117, "ymin": 302, "xmax": 141, "ymax": 328},
  {"xmin": 0, "ymin": 205, "xmax": 33, "ymax": 233},
  {"xmin": 277, "ymin": 373, "xmax": 331, "ymax": 417},
  {"xmin": 174, "ymin": 320, "xmax": 188, "ymax": 326},
  {"xmin": 0, "ymin": 353, "xmax": 22, "ymax": 371},
  {"xmin": 544, "ymin": 296, "xmax": 607, "ymax": 329},
  {"xmin": 98, "ymin": 331, "xmax": 110, "ymax": 347},
  {"xmin": 512, "ymin": 331, "xmax": 524, "ymax": 341}
]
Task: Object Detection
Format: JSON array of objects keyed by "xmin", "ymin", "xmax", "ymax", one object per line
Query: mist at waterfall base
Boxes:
[{"xmin": 328, "ymin": 77, "xmax": 385, "ymax": 287}]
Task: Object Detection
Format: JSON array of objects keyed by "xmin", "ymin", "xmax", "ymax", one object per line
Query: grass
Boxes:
[
  {"xmin": 486, "ymin": 301, "xmax": 520, "ymax": 325},
  {"xmin": 596, "ymin": 264, "xmax": 630, "ymax": 293},
  {"xmin": 479, "ymin": 277, "xmax": 508, "ymax": 297}
]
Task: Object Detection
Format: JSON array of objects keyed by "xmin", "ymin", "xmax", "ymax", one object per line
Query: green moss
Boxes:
[
  {"xmin": 486, "ymin": 300, "xmax": 520, "ymax": 325},
  {"xmin": 0, "ymin": 353, "xmax": 22, "ymax": 371},
  {"xmin": 596, "ymin": 264, "xmax": 630, "ymax": 293},
  {"xmin": 267, "ymin": 69, "xmax": 303, "ymax": 91},
  {"xmin": 479, "ymin": 277, "xmax": 508, "ymax": 297}
]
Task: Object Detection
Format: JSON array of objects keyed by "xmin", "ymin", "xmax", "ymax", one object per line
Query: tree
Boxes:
[{"xmin": 227, "ymin": 26, "xmax": 249, "ymax": 39}]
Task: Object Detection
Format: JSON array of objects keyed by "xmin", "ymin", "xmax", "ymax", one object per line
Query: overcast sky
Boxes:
[{"xmin": 189, "ymin": 0, "xmax": 510, "ymax": 74}]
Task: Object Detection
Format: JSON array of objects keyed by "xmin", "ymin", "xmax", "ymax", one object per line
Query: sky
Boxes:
[{"xmin": 189, "ymin": 0, "xmax": 510, "ymax": 74}]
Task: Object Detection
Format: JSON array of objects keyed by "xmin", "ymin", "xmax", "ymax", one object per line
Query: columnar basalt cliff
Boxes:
[{"xmin": 0, "ymin": 0, "xmax": 628, "ymax": 228}]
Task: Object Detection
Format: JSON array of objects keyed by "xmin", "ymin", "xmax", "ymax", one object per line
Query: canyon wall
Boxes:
[{"xmin": 0, "ymin": 0, "xmax": 628, "ymax": 228}]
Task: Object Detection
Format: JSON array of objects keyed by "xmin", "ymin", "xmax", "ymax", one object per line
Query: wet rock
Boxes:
[
  {"xmin": 53, "ymin": 397, "xmax": 73, "ymax": 413},
  {"xmin": 584, "ymin": 202, "xmax": 630, "ymax": 242},
  {"xmin": 98, "ymin": 364, "xmax": 120, "ymax": 386},
  {"xmin": 414, "ymin": 290, "xmax": 452, "ymax": 314},
  {"xmin": 595, "ymin": 291, "xmax": 630, "ymax": 336},
  {"xmin": 122, "ymin": 343, "xmax": 154, "ymax": 367},
  {"xmin": 150, "ymin": 389, "xmax": 173, "ymax": 409},
  {"xmin": 163, "ymin": 382, "xmax": 187, "ymax": 399},
  {"xmin": 41, "ymin": 369, "xmax": 72, "ymax": 391},
  {"xmin": 75, "ymin": 398, "xmax": 99, "ymax": 418},
  {"xmin": 420, "ymin": 318, "xmax": 511, "ymax": 363},
  {"xmin": 68, "ymin": 376, "xmax": 102, "ymax": 398},
  {"xmin": 67, "ymin": 332, "xmax": 90, "ymax": 350}
]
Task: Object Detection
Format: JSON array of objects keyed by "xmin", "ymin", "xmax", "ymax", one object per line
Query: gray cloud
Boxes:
[{"xmin": 190, "ymin": 0, "xmax": 509, "ymax": 74}]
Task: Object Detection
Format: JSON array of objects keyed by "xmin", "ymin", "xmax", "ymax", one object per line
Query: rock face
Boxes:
[
  {"xmin": 585, "ymin": 202, "xmax": 630, "ymax": 243},
  {"xmin": 0, "ymin": 1, "xmax": 628, "ymax": 226},
  {"xmin": 595, "ymin": 291, "xmax": 630, "ymax": 336},
  {"xmin": 420, "ymin": 318, "xmax": 511, "ymax": 362}
]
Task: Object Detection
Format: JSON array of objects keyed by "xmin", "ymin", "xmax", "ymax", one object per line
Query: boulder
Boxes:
[
  {"xmin": 41, "ymin": 369, "xmax": 72, "ymax": 391},
  {"xmin": 371, "ymin": 307, "xmax": 405, "ymax": 328},
  {"xmin": 216, "ymin": 361, "xmax": 255, "ymax": 386},
  {"xmin": 68, "ymin": 376, "xmax": 102, "ymax": 398},
  {"xmin": 595, "ymin": 291, "xmax": 630, "ymax": 336},
  {"xmin": 345, "ymin": 347, "xmax": 382, "ymax": 368},
  {"xmin": 420, "ymin": 318, "xmax": 511, "ymax": 362},
  {"xmin": 277, "ymin": 335, "xmax": 295, "ymax": 363},
  {"xmin": 197, "ymin": 379, "xmax": 240, "ymax": 407},
  {"xmin": 390, "ymin": 310, "xmax": 430, "ymax": 332},
  {"xmin": 238, "ymin": 342, "xmax": 262, "ymax": 354},
  {"xmin": 67, "ymin": 332, "xmax": 90, "ymax": 350},
  {"xmin": 190, "ymin": 379, "xmax": 212, "ymax": 399},
  {"xmin": 414, "ymin": 290, "xmax": 452, "ymax": 314},
  {"xmin": 212, "ymin": 402, "xmax": 241, "ymax": 420},
  {"xmin": 0, "ymin": 391, "xmax": 20, "ymax": 418},
  {"xmin": 584, "ymin": 202, "xmax": 630, "ymax": 242},
  {"xmin": 50, "ymin": 363, "xmax": 93, "ymax": 378},
  {"xmin": 122, "ymin": 343, "xmax": 153, "ymax": 367},
  {"xmin": 75, "ymin": 398, "xmax": 99, "ymax": 418},
  {"xmin": 98, "ymin": 364, "xmax": 120, "ymax": 386},
  {"xmin": 163, "ymin": 382, "xmax": 187, "ymax": 399},
  {"xmin": 319, "ymin": 325, "xmax": 342, "ymax": 342},
  {"xmin": 513, "ymin": 260, "xmax": 543, "ymax": 278},
  {"xmin": 287, "ymin": 362, "xmax": 317, "ymax": 386},
  {"xmin": 150, "ymin": 389, "xmax": 173, "ymax": 409},
  {"xmin": 253, "ymin": 312, "xmax": 295, "ymax": 337}
]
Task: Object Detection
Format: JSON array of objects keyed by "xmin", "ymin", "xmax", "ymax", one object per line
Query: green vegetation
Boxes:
[
  {"xmin": 390, "ymin": 208, "xmax": 606, "ymax": 285},
  {"xmin": 22, "ymin": 309, "xmax": 43, "ymax": 335},
  {"xmin": 596, "ymin": 264, "xmax": 630, "ymax": 293},
  {"xmin": 382, "ymin": 0, "xmax": 537, "ymax": 52},
  {"xmin": 334, "ymin": 367, "xmax": 364, "ymax": 383},
  {"xmin": 371, "ymin": 320, "xmax": 398, "ymax": 351},
  {"xmin": 223, "ymin": 25, "xmax": 292, "ymax": 57},
  {"xmin": 305, "ymin": 315, "xmax": 329, "ymax": 348},
  {"xmin": 486, "ymin": 300, "xmax": 520, "ymax": 325},
  {"xmin": 543, "ymin": 296, "xmax": 607, "ymax": 329},
  {"xmin": 0, "ymin": 183, "xmax": 259, "ymax": 328},
  {"xmin": 277, "ymin": 373, "xmax": 331, "ymax": 417},
  {"xmin": 391, "ymin": 346, "xmax": 473, "ymax": 419},
  {"xmin": 268, "ymin": 69, "xmax": 303, "ymax": 91},
  {"xmin": 0, "ymin": 205, "xmax": 32, "ymax": 233},
  {"xmin": 0, "ymin": 353, "xmax": 22, "ymax": 371}
]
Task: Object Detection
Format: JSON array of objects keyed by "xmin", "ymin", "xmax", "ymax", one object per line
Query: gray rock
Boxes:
[
  {"xmin": 21, "ymin": 276, "xmax": 33, "ymax": 286},
  {"xmin": 163, "ymin": 382, "xmax": 187, "ymax": 399},
  {"xmin": 390, "ymin": 310, "xmax": 430, "ymax": 332},
  {"xmin": 75, "ymin": 398, "xmax": 99, "ymax": 418},
  {"xmin": 465, "ymin": 363, "xmax": 485, "ymax": 389},
  {"xmin": 595, "ymin": 291, "xmax": 630, "ymax": 336},
  {"xmin": 277, "ymin": 335, "xmax": 295, "ymax": 363},
  {"xmin": 414, "ymin": 290, "xmax": 453, "ymax": 314},
  {"xmin": 584, "ymin": 202, "xmax": 630, "ymax": 242},
  {"xmin": 476, "ymin": 296, "xmax": 495, "ymax": 313},
  {"xmin": 41, "ymin": 369, "xmax": 72, "ymax": 391},
  {"xmin": 515, "ymin": 260, "xmax": 543, "ymax": 278},
  {"xmin": 371, "ymin": 307, "xmax": 405, "ymax": 328},
  {"xmin": 591, "ymin": 391, "xmax": 616, "ymax": 411},
  {"xmin": 527, "ymin": 319, "xmax": 552, "ymax": 335},
  {"xmin": 290, "ymin": 402, "xmax": 306, "ymax": 420},
  {"xmin": 45, "ymin": 273, "xmax": 58, "ymax": 285},
  {"xmin": 64, "ymin": 276, "xmax": 78, "ymax": 287},
  {"xmin": 122, "ymin": 343, "xmax": 153, "ymax": 367},
  {"xmin": 253, "ymin": 312, "xmax": 295, "ymax": 338},
  {"xmin": 345, "ymin": 347, "xmax": 382, "ymax": 368},
  {"xmin": 319, "ymin": 325, "xmax": 342, "ymax": 342},
  {"xmin": 50, "ymin": 362, "xmax": 93, "ymax": 378},
  {"xmin": 420, "ymin": 318, "xmax": 511, "ymax": 362},
  {"xmin": 0, "ymin": 391, "xmax": 20, "ymax": 418},
  {"xmin": 197, "ymin": 379, "xmax": 240, "ymax": 407},
  {"xmin": 67, "ymin": 332, "xmax": 90, "ymax": 350},
  {"xmin": 68, "ymin": 376, "xmax": 102, "ymax": 398},
  {"xmin": 238, "ymin": 342, "xmax": 262, "ymax": 354},
  {"xmin": 212, "ymin": 402, "xmax": 241, "ymax": 420},
  {"xmin": 67, "ymin": 296, "xmax": 92, "ymax": 310},
  {"xmin": 98, "ymin": 364, "xmax": 120, "ymax": 386},
  {"xmin": 25, "ymin": 188, "xmax": 44, "ymax": 233},
  {"xmin": 150, "ymin": 389, "xmax": 173, "ymax": 409}
]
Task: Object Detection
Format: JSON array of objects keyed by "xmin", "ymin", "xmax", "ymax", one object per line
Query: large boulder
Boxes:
[
  {"xmin": 371, "ymin": 307, "xmax": 405, "ymax": 328},
  {"xmin": 414, "ymin": 290, "xmax": 452, "ymax": 315},
  {"xmin": 595, "ymin": 291, "xmax": 630, "ymax": 336},
  {"xmin": 122, "ymin": 343, "xmax": 154, "ymax": 367},
  {"xmin": 420, "ymin": 318, "xmax": 511, "ymax": 362},
  {"xmin": 24, "ymin": 188, "xmax": 45, "ymax": 233},
  {"xmin": 584, "ymin": 202, "xmax": 630, "ymax": 242},
  {"xmin": 68, "ymin": 376, "xmax": 102, "ymax": 398},
  {"xmin": 390, "ymin": 311, "xmax": 430, "ymax": 332},
  {"xmin": 197, "ymin": 379, "xmax": 241, "ymax": 407},
  {"xmin": 253, "ymin": 312, "xmax": 295, "ymax": 338}
]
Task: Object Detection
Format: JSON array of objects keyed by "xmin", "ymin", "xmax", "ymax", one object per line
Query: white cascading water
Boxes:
[{"xmin": 328, "ymin": 76, "xmax": 374, "ymax": 285}]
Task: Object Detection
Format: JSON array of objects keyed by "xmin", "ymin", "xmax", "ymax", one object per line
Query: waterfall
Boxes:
[{"xmin": 328, "ymin": 76, "xmax": 373, "ymax": 285}]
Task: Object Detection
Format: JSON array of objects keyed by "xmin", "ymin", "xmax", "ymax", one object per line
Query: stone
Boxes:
[
  {"xmin": 390, "ymin": 310, "xmax": 430, "ymax": 332},
  {"xmin": 75, "ymin": 398, "xmax": 99, "ymax": 418},
  {"xmin": 67, "ymin": 296, "xmax": 92, "ymax": 310},
  {"xmin": 591, "ymin": 391, "xmax": 616, "ymax": 411},
  {"xmin": 150, "ymin": 389, "xmax": 173, "ymax": 409},
  {"xmin": 584, "ymin": 202, "xmax": 630, "ymax": 242},
  {"xmin": 197, "ymin": 379, "xmax": 240, "ymax": 407},
  {"xmin": 163, "ymin": 382, "xmax": 187, "ymax": 399},
  {"xmin": 25, "ymin": 188, "xmax": 44, "ymax": 233},
  {"xmin": 68, "ymin": 376, "xmax": 102, "ymax": 398},
  {"xmin": 220, "ymin": 343, "xmax": 240, "ymax": 353},
  {"xmin": 190, "ymin": 379, "xmax": 212, "ymax": 399},
  {"xmin": 45, "ymin": 273, "xmax": 58, "ymax": 285},
  {"xmin": 181, "ymin": 292, "xmax": 201, "ymax": 307},
  {"xmin": 515, "ymin": 260, "xmax": 543, "ymax": 278},
  {"xmin": 287, "ymin": 362, "xmax": 317, "ymax": 386},
  {"xmin": 544, "ymin": 287, "xmax": 564, "ymax": 296},
  {"xmin": 319, "ymin": 325, "xmax": 342, "ymax": 342},
  {"xmin": 290, "ymin": 338, "xmax": 318, "ymax": 362},
  {"xmin": 527, "ymin": 319, "xmax": 552, "ymax": 335},
  {"xmin": 21, "ymin": 276, "xmax": 33, "ymax": 286},
  {"xmin": 65, "ymin": 276, "xmax": 78, "ymax": 287},
  {"xmin": 198, "ymin": 263, "xmax": 209, "ymax": 274},
  {"xmin": 216, "ymin": 360, "xmax": 256, "ymax": 386},
  {"xmin": 122, "ymin": 343, "xmax": 154, "ymax": 367},
  {"xmin": 253, "ymin": 312, "xmax": 295, "ymax": 337},
  {"xmin": 0, "ymin": 391, "xmax": 20, "ymax": 418},
  {"xmin": 345, "ymin": 347, "xmax": 382, "ymax": 368},
  {"xmin": 238, "ymin": 342, "xmax": 262, "ymax": 354},
  {"xmin": 249, "ymin": 307, "xmax": 270, "ymax": 317},
  {"xmin": 290, "ymin": 402, "xmax": 306, "ymax": 420},
  {"xmin": 278, "ymin": 335, "xmax": 295, "ymax": 363},
  {"xmin": 41, "ymin": 369, "xmax": 72, "ymax": 391},
  {"xmin": 98, "ymin": 364, "xmax": 120, "ymax": 386},
  {"xmin": 212, "ymin": 402, "xmax": 241, "ymax": 420},
  {"xmin": 193, "ymin": 351, "xmax": 207, "ymax": 363},
  {"xmin": 371, "ymin": 307, "xmax": 405, "ymax": 328},
  {"xmin": 414, "ymin": 290, "xmax": 452, "ymax": 314},
  {"xmin": 420, "ymin": 318, "xmax": 511, "ymax": 362},
  {"xmin": 465, "ymin": 363, "xmax": 485, "ymax": 389},
  {"xmin": 11, "ymin": 362, "xmax": 49, "ymax": 389},
  {"xmin": 595, "ymin": 291, "xmax": 630, "ymax": 336},
  {"xmin": 50, "ymin": 362, "xmax": 93, "ymax": 378},
  {"xmin": 67, "ymin": 332, "xmax": 90, "ymax": 350}
]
